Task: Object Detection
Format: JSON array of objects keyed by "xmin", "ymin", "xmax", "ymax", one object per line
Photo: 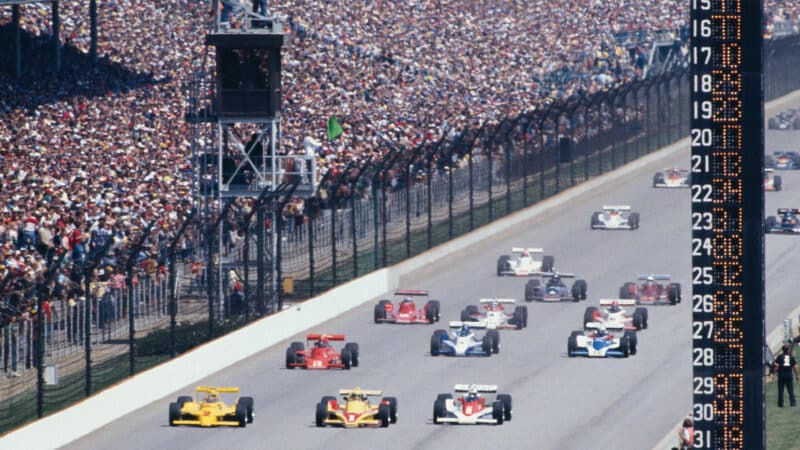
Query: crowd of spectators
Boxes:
[{"xmin": 1, "ymin": 0, "xmax": 800, "ymax": 336}]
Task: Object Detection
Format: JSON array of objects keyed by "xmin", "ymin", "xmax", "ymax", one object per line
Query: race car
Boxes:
[
  {"xmin": 766, "ymin": 151, "xmax": 800, "ymax": 170},
  {"xmin": 590, "ymin": 205, "xmax": 640, "ymax": 230},
  {"xmin": 583, "ymin": 299, "xmax": 648, "ymax": 331},
  {"xmin": 764, "ymin": 168, "xmax": 783, "ymax": 191},
  {"xmin": 652, "ymin": 168, "xmax": 690, "ymax": 188},
  {"xmin": 374, "ymin": 290, "xmax": 440, "ymax": 324},
  {"xmin": 768, "ymin": 110, "xmax": 800, "ymax": 130},
  {"xmin": 619, "ymin": 274, "xmax": 681, "ymax": 305},
  {"xmin": 168, "ymin": 386, "xmax": 254, "ymax": 427},
  {"xmin": 459, "ymin": 298, "xmax": 528, "ymax": 330},
  {"xmin": 524, "ymin": 271, "xmax": 587, "ymax": 302},
  {"xmin": 497, "ymin": 247, "xmax": 554, "ymax": 276},
  {"xmin": 432, "ymin": 384, "xmax": 512, "ymax": 425},
  {"xmin": 285, "ymin": 334, "xmax": 360, "ymax": 370},
  {"xmin": 765, "ymin": 208, "xmax": 800, "ymax": 234},
  {"xmin": 315, "ymin": 388, "xmax": 397, "ymax": 428},
  {"xmin": 567, "ymin": 326, "xmax": 637, "ymax": 358},
  {"xmin": 430, "ymin": 324, "xmax": 500, "ymax": 357}
]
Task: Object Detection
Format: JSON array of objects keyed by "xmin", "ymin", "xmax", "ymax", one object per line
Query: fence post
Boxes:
[
  {"xmin": 330, "ymin": 188, "xmax": 338, "ymax": 287},
  {"xmin": 308, "ymin": 213, "xmax": 315, "ymax": 296},
  {"xmin": 427, "ymin": 158, "xmax": 433, "ymax": 248},
  {"xmin": 36, "ymin": 291, "xmax": 44, "ymax": 418},
  {"xmin": 538, "ymin": 113, "xmax": 547, "ymax": 199},
  {"xmin": 381, "ymin": 182, "xmax": 388, "ymax": 267},
  {"xmin": 523, "ymin": 112, "xmax": 531, "ymax": 207},
  {"xmin": 468, "ymin": 128, "xmax": 474, "ymax": 232},
  {"xmin": 84, "ymin": 274, "xmax": 92, "ymax": 397},
  {"xmin": 242, "ymin": 214, "xmax": 250, "ymax": 321},
  {"xmin": 351, "ymin": 193, "xmax": 359, "ymax": 278}
]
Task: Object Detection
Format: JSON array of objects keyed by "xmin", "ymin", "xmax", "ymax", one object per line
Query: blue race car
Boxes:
[
  {"xmin": 767, "ymin": 152, "xmax": 800, "ymax": 170},
  {"xmin": 524, "ymin": 271, "xmax": 587, "ymax": 302},
  {"xmin": 430, "ymin": 324, "xmax": 499, "ymax": 357},
  {"xmin": 765, "ymin": 209, "xmax": 800, "ymax": 234},
  {"xmin": 567, "ymin": 326, "xmax": 637, "ymax": 358}
]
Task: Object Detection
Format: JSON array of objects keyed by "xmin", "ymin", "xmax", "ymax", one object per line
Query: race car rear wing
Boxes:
[
  {"xmin": 306, "ymin": 333, "xmax": 346, "ymax": 341},
  {"xmin": 511, "ymin": 247, "xmax": 543, "ymax": 254},
  {"xmin": 448, "ymin": 321, "xmax": 487, "ymax": 329},
  {"xmin": 777, "ymin": 208, "xmax": 800, "ymax": 214},
  {"xmin": 636, "ymin": 274, "xmax": 671, "ymax": 281},
  {"xmin": 339, "ymin": 389, "xmax": 382, "ymax": 396},
  {"xmin": 765, "ymin": 168, "xmax": 775, "ymax": 173},
  {"xmin": 479, "ymin": 298, "xmax": 516, "ymax": 304},
  {"xmin": 584, "ymin": 322, "xmax": 605, "ymax": 330},
  {"xmin": 393, "ymin": 289, "xmax": 429, "ymax": 296},
  {"xmin": 537, "ymin": 272, "xmax": 576, "ymax": 278},
  {"xmin": 598, "ymin": 299, "xmax": 637, "ymax": 307},
  {"xmin": 196, "ymin": 386, "xmax": 239, "ymax": 394},
  {"xmin": 602, "ymin": 205, "xmax": 631, "ymax": 211},
  {"xmin": 454, "ymin": 384, "xmax": 498, "ymax": 393}
]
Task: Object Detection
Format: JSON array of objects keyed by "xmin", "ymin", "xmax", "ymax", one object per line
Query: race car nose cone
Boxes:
[{"xmin": 593, "ymin": 340, "xmax": 606, "ymax": 350}]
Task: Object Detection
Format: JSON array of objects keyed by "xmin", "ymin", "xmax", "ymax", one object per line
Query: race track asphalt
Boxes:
[{"xmin": 66, "ymin": 99, "xmax": 800, "ymax": 450}]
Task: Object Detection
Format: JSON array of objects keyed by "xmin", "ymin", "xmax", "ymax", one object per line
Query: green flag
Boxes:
[{"xmin": 327, "ymin": 116, "xmax": 344, "ymax": 140}]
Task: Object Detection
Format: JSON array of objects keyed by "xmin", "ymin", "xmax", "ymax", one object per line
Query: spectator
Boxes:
[
  {"xmin": 675, "ymin": 417, "xmax": 693, "ymax": 450},
  {"xmin": 773, "ymin": 343, "xmax": 799, "ymax": 407}
]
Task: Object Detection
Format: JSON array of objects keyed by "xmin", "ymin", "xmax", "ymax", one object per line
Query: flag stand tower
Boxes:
[{"xmin": 189, "ymin": 4, "xmax": 317, "ymax": 318}]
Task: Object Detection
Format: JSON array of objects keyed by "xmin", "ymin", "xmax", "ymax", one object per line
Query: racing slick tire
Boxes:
[
  {"xmin": 285, "ymin": 348, "xmax": 298, "ymax": 369},
  {"xmin": 632, "ymin": 311, "xmax": 644, "ymax": 331},
  {"xmin": 382, "ymin": 397, "xmax": 398, "ymax": 423},
  {"xmin": 517, "ymin": 305, "xmax": 528, "ymax": 327},
  {"xmin": 624, "ymin": 330, "xmax": 638, "ymax": 355},
  {"xmin": 652, "ymin": 173, "xmax": 664, "ymax": 187},
  {"xmin": 525, "ymin": 279, "xmax": 541, "ymax": 302},
  {"xmin": 431, "ymin": 330, "xmax": 447, "ymax": 356},
  {"xmin": 629, "ymin": 212, "xmax": 640, "ymax": 230},
  {"xmin": 239, "ymin": 397, "xmax": 255, "ymax": 423},
  {"xmin": 765, "ymin": 155, "xmax": 775, "ymax": 168},
  {"xmin": 620, "ymin": 337, "xmax": 631, "ymax": 358},
  {"xmin": 497, "ymin": 255, "xmax": 511, "ymax": 276},
  {"xmin": 768, "ymin": 117, "xmax": 778, "ymax": 129},
  {"xmin": 436, "ymin": 393, "xmax": 453, "ymax": 403},
  {"xmin": 342, "ymin": 348, "xmax": 353, "ymax": 369},
  {"xmin": 235, "ymin": 403, "xmax": 248, "ymax": 427},
  {"xmin": 461, "ymin": 305, "xmax": 479, "ymax": 322},
  {"xmin": 492, "ymin": 401, "xmax": 505, "ymax": 425},
  {"xmin": 774, "ymin": 175, "xmax": 783, "ymax": 191},
  {"xmin": 374, "ymin": 300, "xmax": 390, "ymax": 323},
  {"xmin": 572, "ymin": 279, "xmax": 588, "ymax": 301},
  {"xmin": 426, "ymin": 300, "xmax": 441, "ymax": 323},
  {"xmin": 482, "ymin": 335, "xmax": 493, "ymax": 355},
  {"xmin": 634, "ymin": 307, "xmax": 648, "ymax": 329},
  {"xmin": 176, "ymin": 396, "xmax": 193, "ymax": 407},
  {"xmin": 668, "ymin": 283, "xmax": 681, "ymax": 305},
  {"xmin": 344, "ymin": 343, "xmax": 360, "ymax": 367},
  {"xmin": 570, "ymin": 330, "xmax": 585, "ymax": 338},
  {"xmin": 590, "ymin": 212, "xmax": 601, "ymax": 229},
  {"xmin": 794, "ymin": 117, "xmax": 800, "ymax": 130},
  {"xmin": 567, "ymin": 335, "xmax": 578, "ymax": 356},
  {"xmin": 168, "ymin": 402, "xmax": 182, "ymax": 426},
  {"xmin": 433, "ymin": 398, "xmax": 447, "ymax": 424},
  {"xmin": 583, "ymin": 306, "xmax": 599, "ymax": 329},
  {"xmin": 497, "ymin": 394, "xmax": 513, "ymax": 421},
  {"xmin": 765, "ymin": 216, "xmax": 778, "ymax": 233},
  {"xmin": 512, "ymin": 307, "xmax": 525, "ymax": 329},
  {"xmin": 315, "ymin": 401, "xmax": 329, "ymax": 427},
  {"xmin": 619, "ymin": 282, "xmax": 635, "ymax": 300},
  {"xmin": 542, "ymin": 255, "xmax": 555, "ymax": 273},
  {"xmin": 487, "ymin": 330, "xmax": 501, "ymax": 354},
  {"xmin": 378, "ymin": 403, "xmax": 391, "ymax": 427}
]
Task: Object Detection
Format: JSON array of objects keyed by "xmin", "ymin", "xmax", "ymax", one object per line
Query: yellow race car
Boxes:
[
  {"xmin": 168, "ymin": 386, "xmax": 254, "ymax": 427},
  {"xmin": 315, "ymin": 388, "xmax": 397, "ymax": 428}
]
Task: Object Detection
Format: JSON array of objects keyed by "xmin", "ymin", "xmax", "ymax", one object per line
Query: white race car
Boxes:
[
  {"xmin": 567, "ymin": 326, "xmax": 637, "ymax": 358},
  {"xmin": 430, "ymin": 324, "xmax": 500, "ymax": 356},
  {"xmin": 433, "ymin": 384, "xmax": 512, "ymax": 425},
  {"xmin": 497, "ymin": 247, "xmax": 554, "ymax": 276},
  {"xmin": 652, "ymin": 168, "xmax": 690, "ymax": 188},
  {"xmin": 590, "ymin": 205, "xmax": 640, "ymax": 230},
  {"xmin": 583, "ymin": 299, "xmax": 648, "ymax": 331},
  {"xmin": 459, "ymin": 299, "xmax": 527, "ymax": 330}
]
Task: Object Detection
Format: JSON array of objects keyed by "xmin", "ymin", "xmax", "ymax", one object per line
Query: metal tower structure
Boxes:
[{"xmin": 187, "ymin": 2, "xmax": 316, "ymax": 318}]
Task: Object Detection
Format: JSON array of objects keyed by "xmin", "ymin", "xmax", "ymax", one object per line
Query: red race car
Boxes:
[
  {"xmin": 619, "ymin": 274, "xmax": 681, "ymax": 305},
  {"xmin": 374, "ymin": 290, "xmax": 440, "ymax": 324},
  {"xmin": 285, "ymin": 334, "xmax": 360, "ymax": 370}
]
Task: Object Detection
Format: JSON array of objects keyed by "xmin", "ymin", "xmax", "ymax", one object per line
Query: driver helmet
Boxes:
[
  {"xmin": 609, "ymin": 300, "xmax": 621, "ymax": 313},
  {"xmin": 466, "ymin": 384, "xmax": 479, "ymax": 401},
  {"xmin": 458, "ymin": 324, "xmax": 471, "ymax": 337},
  {"xmin": 521, "ymin": 248, "xmax": 530, "ymax": 257},
  {"xmin": 645, "ymin": 275, "xmax": 655, "ymax": 286},
  {"xmin": 315, "ymin": 340, "xmax": 328, "ymax": 348},
  {"xmin": 205, "ymin": 394, "xmax": 219, "ymax": 403},
  {"xmin": 403, "ymin": 296, "xmax": 412, "ymax": 303},
  {"xmin": 595, "ymin": 326, "xmax": 607, "ymax": 338},
  {"xmin": 490, "ymin": 299, "xmax": 499, "ymax": 309}
]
